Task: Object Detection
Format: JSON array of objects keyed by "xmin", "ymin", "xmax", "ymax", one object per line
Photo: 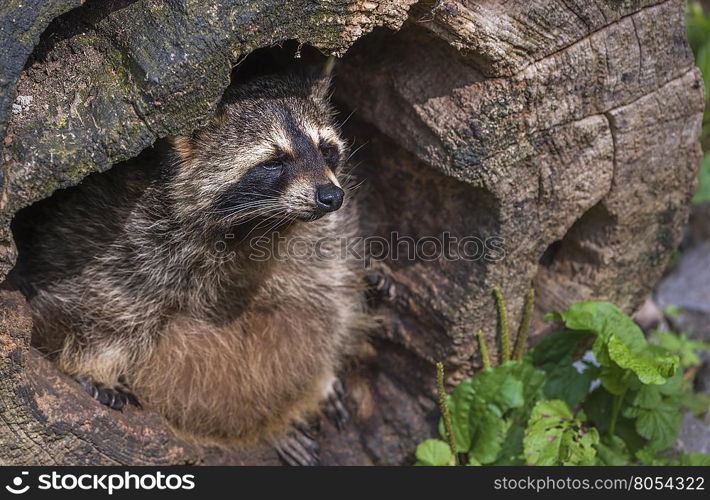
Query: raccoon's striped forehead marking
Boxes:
[
  {"xmin": 238, "ymin": 142, "xmax": 279, "ymax": 168},
  {"xmin": 271, "ymin": 109, "xmax": 343, "ymax": 159},
  {"xmin": 303, "ymin": 122, "xmax": 321, "ymax": 145},
  {"xmin": 318, "ymin": 127, "xmax": 343, "ymax": 149},
  {"xmin": 270, "ymin": 123, "xmax": 296, "ymax": 157}
]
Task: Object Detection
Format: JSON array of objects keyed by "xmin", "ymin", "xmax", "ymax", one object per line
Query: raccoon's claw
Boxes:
[
  {"xmin": 322, "ymin": 378, "xmax": 350, "ymax": 430},
  {"xmin": 365, "ymin": 270, "xmax": 395, "ymax": 305},
  {"xmin": 274, "ymin": 428, "xmax": 320, "ymax": 466},
  {"xmin": 76, "ymin": 375, "xmax": 141, "ymax": 411}
]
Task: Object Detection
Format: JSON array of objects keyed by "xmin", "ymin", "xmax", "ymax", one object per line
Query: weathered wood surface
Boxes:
[{"xmin": 0, "ymin": 0, "xmax": 703, "ymax": 465}]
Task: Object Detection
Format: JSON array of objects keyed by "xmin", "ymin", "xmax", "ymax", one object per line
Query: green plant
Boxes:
[
  {"xmin": 687, "ymin": 2, "xmax": 710, "ymax": 203},
  {"xmin": 415, "ymin": 295, "xmax": 710, "ymax": 466},
  {"xmin": 693, "ymin": 151, "xmax": 710, "ymax": 204}
]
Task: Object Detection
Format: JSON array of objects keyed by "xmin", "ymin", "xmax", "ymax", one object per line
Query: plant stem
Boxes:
[
  {"xmin": 608, "ymin": 373, "xmax": 631, "ymax": 438},
  {"xmin": 494, "ymin": 287, "xmax": 510, "ymax": 363},
  {"xmin": 436, "ymin": 362, "xmax": 458, "ymax": 464},
  {"xmin": 476, "ymin": 330, "xmax": 491, "ymax": 369},
  {"xmin": 513, "ymin": 288, "xmax": 535, "ymax": 360}
]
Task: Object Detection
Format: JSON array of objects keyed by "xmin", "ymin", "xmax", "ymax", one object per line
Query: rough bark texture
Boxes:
[{"xmin": 0, "ymin": 0, "xmax": 704, "ymax": 465}]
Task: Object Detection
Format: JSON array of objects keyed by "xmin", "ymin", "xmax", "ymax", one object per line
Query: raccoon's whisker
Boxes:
[
  {"xmin": 238, "ymin": 206, "xmax": 285, "ymax": 226},
  {"xmin": 346, "ymin": 178, "xmax": 366, "ymax": 193},
  {"xmin": 229, "ymin": 210, "xmax": 279, "ymax": 226},
  {"xmin": 345, "ymin": 141, "xmax": 368, "ymax": 163},
  {"xmin": 210, "ymin": 199, "xmax": 279, "ymax": 215},
  {"xmin": 213, "ymin": 207, "xmax": 271, "ymax": 220},
  {"xmin": 212, "ymin": 200, "xmax": 272, "ymax": 212},
  {"xmin": 263, "ymin": 213, "xmax": 288, "ymax": 236},
  {"xmin": 231, "ymin": 201, "xmax": 284, "ymax": 218},
  {"xmin": 213, "ymin": 201, "xmax": 282, "ymax": 221},
  {"xmin": 238, "ymin": 209, "xmax": 287, "ymax": 244},
  {"xmin": 338, "ymin": 158, "xmax": 361, "ymax": 176},
  {"xmin": 338, "ymin": 109, "xmax": 356, "ymax": 128},
  {"xmin": 220, "ymin": 209, "xmax": 275, "ymax": 226}
]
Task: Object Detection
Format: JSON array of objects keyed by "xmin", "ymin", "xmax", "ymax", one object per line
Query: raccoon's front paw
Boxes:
[
  {"xmin": 322, "ymin": 378, "xmax": 350, "ymax": 430},
  {"xmin": 75, "ymin": 375, "xmax": 141, "ymax": 411},
  {"xmin": 273, "ymin": 425, "xmax": 320, "ymax": 466},
  {"xmin": 365, "ymin": 267, "xmax": 395, "ymax": 305}
]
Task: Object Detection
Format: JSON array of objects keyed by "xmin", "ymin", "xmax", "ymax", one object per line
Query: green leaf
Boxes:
[
  {"xmin": 492, "ymin": 424, "xmax": 526, "ymax": 465},
  {"xmin": 583, "ymin": 387, "xmax": 645, "ymax": 454},
  {"xmin": 439, "ymin": 361, "xmax": 543, "ymax": 462},
  {"xmin": 635, "ymin": 445, "xmax": 666, "ymax": 465},
  {"xmin": 542, "ymin": 363, "xmax": 593, "ymax": 408},
  {"xmin": 596, "ymin": 435, "xmax": 631, "ymax": 466},
  {"xmin": 544, "ymin": 311, "xmax": 563, "ymax": 322},
  {"xmin": 441, "ymin": 379, "xmax": 477, "ymax": 452},
  {"xmin": 633, "ymin": 385, "xmax": 662, "ymax": 409},
  {"xmin": 508, "ymin": 361, "xmax": 547, "ymax": 417},
  {"xmin": 472, "ymin": 363, "xmax": 526, "ymax": 413},
  {"xmin": 551, "ymin": 301, "xmax": 679, "ymax": 385},
  {"xmin": 633, "ymin": 403, "xmax": 683, "ymax": 450},
  {"xmin": 658, "ymin": 371, "xmax": 685, "ymax": 396},
  {"xmin": 650, "ymin": 330, "xmax": 708, "ymax": 368},
  {"xmin": 600, "ymin": 364, "xmax": 632, "ymax": 396},
  {"xmin": 615, "ymin": 418, "xmax": 648, "ymax": 455},
  {"xmin": 607, "ymin": 335, "xmax": 678, "ymax": 385},
  {"xmin": 529, "ymin": 330, "xmax": 590, "ymax": 408},
  {"xmin": 680, "ymin": 453, "xmax": 710, "ymax": 466},
  {"xmin": 464, "ymin": 363, "xmax": 526, "ymax": 463},
  {"xmin": 680, "ymin": 391, "xmax": 710, "ymax": 417},
  {"xmin": 582, "ymin": 387, "xmax": 616, "ymax": 434},
  {"xmin": 469, "ymin": 412, "xmax": 511, "ymax": 464},
  {"xmin": 695, "ymin": 153, "xmax": 710, "ymax": 204},
  {"xmin": 699, "ymin": 43, "xmax": 710, "ymax": 104},
  {"xmin": 415, "ymin": 439, "xmax": 453, "ymax": 466},
  {"xmin": 523, "ymin": 400, "xmax": 599, "ymax": 466},
  {"xmin": 557, "ymin": 302, "xmax": 645, "ymax": 351},
  {"xmin": 531, "ymin": 330, "xmax": 592, "ymax": 366},
  {"xmin": 440, "ymin": 362, "xmax": 528, "ymax": 454}
]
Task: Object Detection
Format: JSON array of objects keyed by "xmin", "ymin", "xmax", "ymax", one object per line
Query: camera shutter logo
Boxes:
[{"xmin": 6, "ymin": 471, "xmax": 30, "ymax": 495}]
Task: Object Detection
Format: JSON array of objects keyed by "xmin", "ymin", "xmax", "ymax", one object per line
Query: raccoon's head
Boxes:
[{"xmin": 170, "ymin": 74, "xmax": 347, "ymax": 230}]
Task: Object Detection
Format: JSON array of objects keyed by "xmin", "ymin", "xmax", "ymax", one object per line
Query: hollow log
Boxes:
[{"xmin": 0, "ymin": 0, "xmax": 703, "ymax": 465}]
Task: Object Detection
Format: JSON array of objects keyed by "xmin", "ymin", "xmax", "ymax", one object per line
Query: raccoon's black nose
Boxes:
[{"xmin": 316, "ymin": 184, "xmax": 344, "ymax": 212}]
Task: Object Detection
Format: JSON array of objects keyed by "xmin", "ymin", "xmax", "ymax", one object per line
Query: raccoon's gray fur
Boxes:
[{"xmin": 11, "ymin": 74, "xmax": 372, "ymax": 461}]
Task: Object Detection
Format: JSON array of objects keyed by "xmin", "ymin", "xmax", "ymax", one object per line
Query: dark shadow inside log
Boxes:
[{"xmin": 533, "ymin": 201, "xmax": 616, "ymax": 335}]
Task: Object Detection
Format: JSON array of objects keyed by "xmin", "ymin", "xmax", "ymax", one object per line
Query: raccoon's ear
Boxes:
[
  {"xmin": 309, "ymin": 76, "xmax": 332, "ymax": 101},
  {"xmin": 170, "ymin": 136, "xmax": 194, "ymax": 162}
]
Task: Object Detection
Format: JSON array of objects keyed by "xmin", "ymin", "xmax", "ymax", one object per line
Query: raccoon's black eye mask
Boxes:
[
  {"xmin": 319, "ymin": 141, "xmax": 341, "ymax": 170},
  {"xmin": 213, "ymin": 162, "xmax": 288, "ymax": 213}
]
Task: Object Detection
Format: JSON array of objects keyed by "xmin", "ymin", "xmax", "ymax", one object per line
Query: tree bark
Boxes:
[{"xmin": 0, "ymin": 0, "xmax": 703, "ymax": 465}]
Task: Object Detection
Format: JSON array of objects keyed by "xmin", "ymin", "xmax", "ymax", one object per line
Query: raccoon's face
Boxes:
[{"xmin": 171, "ymin": 75, "xmax": 347, "ymax": 229}]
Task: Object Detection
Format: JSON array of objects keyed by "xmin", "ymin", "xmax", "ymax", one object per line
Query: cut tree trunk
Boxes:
[{"xmin": 0, "ymin": 0, "xmax": 703, "ymax": 465}]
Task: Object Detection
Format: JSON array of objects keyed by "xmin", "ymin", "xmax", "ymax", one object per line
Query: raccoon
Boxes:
[{"xmin": 10, "ymin": 74, "xmax": 374, "ymax": 465}]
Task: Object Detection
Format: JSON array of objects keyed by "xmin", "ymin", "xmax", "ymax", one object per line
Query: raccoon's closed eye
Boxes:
[
  {"xmin": 319, "ymin": 141, "xmax": 341, "ymax": 168},
  {"xmin": 258, "ymin": 161, "xmax": 284, "ymax": 173}
]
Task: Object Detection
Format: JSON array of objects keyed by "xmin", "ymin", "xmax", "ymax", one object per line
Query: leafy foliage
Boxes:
[
  {"xmin": 436, "ymin": 361, "xmax": 545, "ymax": 464},
  {"xmin": 650, "ymin": 330, "xmax": 707, "ymax": 368},
  {"xmin": 523, "ymin": 400, "xmax": 599, "ymax": 466},
  {"xmin": 415, "ymin": 439, "xmax": 453, "ymax": 466},
  {"xmin": 416, "ymin": 297, "xmax": 710, "ymax": 466},
  {"xmin": 694, "ymin": 154, "xmax": 710, "ymax": 204}
]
